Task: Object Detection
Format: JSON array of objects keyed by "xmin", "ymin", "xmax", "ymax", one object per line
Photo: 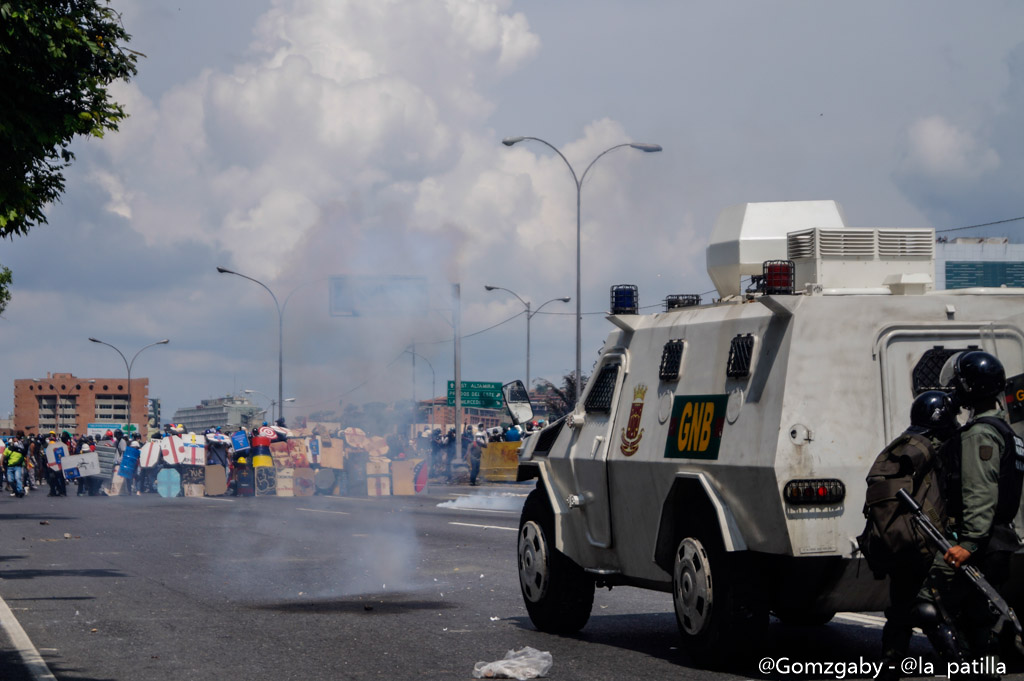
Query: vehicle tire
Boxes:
[
  {"xmin": 772, "ymin": 607, "xmax": 836, "ymax": 626},
  {"xmin": 518, "ymin": 488, "xmax": 594, "ymax": 634},
  {"xmin": 672, "ymin": 535, "xmax": 765, "ymax": 668}
]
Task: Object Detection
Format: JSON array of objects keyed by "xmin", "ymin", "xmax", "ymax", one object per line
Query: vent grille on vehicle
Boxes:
[
  {"xmin": 665, "ymin": 294, "xmax": 701, "ymax": 311},
  {"xmin": 877, "ymin": 229, "xmax": 934, "ymax": 258},
  {"xmin": 584, "ymin": 363, "xmax": 620, "ymax": 413},
  {"xmin": 726, "ymin": 334, "xmax": 755, "ymax": 379},
  {"xmin": 818, "ymin": 230, "xmax": 876, "ymax": 257},
  {"xmin": 912, "ymin": 345, "xmax": 978, "ymax": 395},
  {"xmin": 787, "ymin": 230, "xmax": 816, "ymax": 259},
  {"xmin": 659, "ymin": 340, "xmax": 685, "ymax": 381},
  {"xmin": 531, "ymin": 418, "xmax": 565, "ymax": 455}
]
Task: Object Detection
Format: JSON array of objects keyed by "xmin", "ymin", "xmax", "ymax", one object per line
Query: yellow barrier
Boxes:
[{"xmin": 480, "ymin": 442, "xmax": 520, "ymax": 482}]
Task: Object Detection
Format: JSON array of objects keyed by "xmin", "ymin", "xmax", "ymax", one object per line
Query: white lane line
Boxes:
[
  {"xmin": 0, "ymin": 591, "xmax": 58, "ymax": 681},
  {"xmin": 196, "ymin": 497, "xmax": 235, "ymax": 502},
  {"xmin": 834, "ymin": 612, "xmax": 887, "ymax": 628},
  {"xmin": 448, "ymin": 522, "xmax": 517, "ymax": 532},
  {"xmin": 297, "ymin": 508, "xmax": 350, "ymax": 515},
  {"xmin": 452, "ymin": 507, "xmax": 518, "ymax": 515}
]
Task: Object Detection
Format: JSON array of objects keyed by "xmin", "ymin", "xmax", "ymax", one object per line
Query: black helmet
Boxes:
[
  {"xmin": 943, "ymin": 350, "xmax": 1006, "ymax": 407},
  {"xmin": 909, "ymin": 390, "xmax": 958, "ymax": 435}
]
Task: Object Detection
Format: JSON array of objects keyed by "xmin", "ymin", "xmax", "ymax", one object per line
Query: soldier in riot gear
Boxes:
[
  {"xmin": 866, "ymin": 390, "xmax": 960, "ymax": 678},
  {"xmin": 915, "ymin": 350, "xmax": 1024, "ymax": 672}
]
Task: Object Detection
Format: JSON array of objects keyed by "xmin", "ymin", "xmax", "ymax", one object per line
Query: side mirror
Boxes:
[{"xmin": 502, "ymin": 380, "xmax": 533, "ymax": 426}]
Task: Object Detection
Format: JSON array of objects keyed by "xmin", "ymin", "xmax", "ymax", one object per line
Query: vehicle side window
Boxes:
[
  {"xmin": 659, "ymin": 340, "xmax": 685, "ymax": 381},
  {"xmin": 726, "ymin": 334, "xmax": 755, "ymax": 379},
  {"xmin": 584, "ymin": 363, "xmax": 620, "ymax": 413}
]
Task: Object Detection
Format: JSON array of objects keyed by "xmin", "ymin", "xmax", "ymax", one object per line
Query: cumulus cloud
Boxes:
[{"xmin": 900, "ymin": 116, "xmax": 999, "ymax": 180}]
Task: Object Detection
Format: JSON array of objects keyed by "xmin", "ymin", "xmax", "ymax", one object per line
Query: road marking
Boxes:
[
  {"xmin": 448, "ymin": 522, "xmax": 517, "ymax": 532},
  {"xmin": 297, "ymin": 508, "xmax": 350, "ymax": 515},
  {"xmin": 195, "ymin": 497, "xmax": 235, "ymax": 502},
  {"xmin": 0, "ymin": 590, "xmax": 58, "ymax": 680},
  {"xmin": 834, "ymin": 612, "xmax": 887, "ymax": 628}
]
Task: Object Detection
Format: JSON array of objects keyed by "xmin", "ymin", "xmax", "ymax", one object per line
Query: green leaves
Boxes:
[{"xmin": 0, "ymin": 0, "xmax": 139, "ymax": 237}]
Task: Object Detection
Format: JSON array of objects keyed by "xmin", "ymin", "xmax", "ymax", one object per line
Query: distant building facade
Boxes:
[
  {"xmin": 14, "ymin": 372, "xmax": 149, "ymax": 438},
  {"xmin": 936, "ymin": 237, "xmax": 1024, "ymax": 289},
  {"xmin": 172, "ymin": 395, "xmax": 264, "ymax": 433}
]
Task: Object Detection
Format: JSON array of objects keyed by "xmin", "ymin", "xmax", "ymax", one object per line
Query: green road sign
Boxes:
[{"xmin": 447, "ymin": 381, "xmax": 502, "ymax": 408}]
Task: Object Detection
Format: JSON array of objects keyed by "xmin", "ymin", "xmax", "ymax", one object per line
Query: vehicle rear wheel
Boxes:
[
  {"xmin": 672, "ymin": 535, "xmax": 765, "ymax": 668},
  {"xmin": 518, "ymin": 488, "xmax": 594, "ymax": 634}
]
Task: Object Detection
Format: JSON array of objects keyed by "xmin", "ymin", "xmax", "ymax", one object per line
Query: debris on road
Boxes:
[
  {"xmin": 39, "ymin": 520, "xmax": 50, "ymax": 525},
  {"xmin": 473, "ymin": 647, "xmax": 552, "ymax": 680}
]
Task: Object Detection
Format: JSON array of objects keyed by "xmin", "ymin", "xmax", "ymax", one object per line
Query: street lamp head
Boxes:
[
  {"xmin": 88, "ymin": 337, "xmax": 101, "ymax": 343},
  {"xmin": 558, "ymin": 297, "xmax": 571, "ymax": 303},
  {"xmin": 630, "ymin": 143, "xmax": 663, "ymax": 153},
  {"xmin": 484, "ymin": 285, "xmax": 497, "ymax": 291},
  {"xmin": 216, "ymin": 266, "xmax": 234, "ymax": 274},
  {"xmin": 284, "ymin": 398, "xmax": 296, "ymax": 403},
  {"xmin": 243, "ymin": 390, "xmax": 254, "ymax": 394},
  {"xmin": 156, "ymin": 339, "xmax": 170, "ymax": 345},
  {"xmin": 502, "ymin": 136, "xmax": 525, "ymax": 147}
]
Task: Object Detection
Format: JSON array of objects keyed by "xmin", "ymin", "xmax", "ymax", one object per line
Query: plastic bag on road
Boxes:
[{"xmin": 473, "ymin": 647, "xmax": 553, "ymax": 680}]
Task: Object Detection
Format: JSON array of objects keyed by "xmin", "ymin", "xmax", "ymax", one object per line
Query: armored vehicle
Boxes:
[{"xmin": 512, "ymin": 200, "xmax": 1024, "ymax": 665}]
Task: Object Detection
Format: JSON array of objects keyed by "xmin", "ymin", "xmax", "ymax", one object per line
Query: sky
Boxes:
[{"xmin": 2, "ymin": 0, "xmax": 1023, "ymax": 424}]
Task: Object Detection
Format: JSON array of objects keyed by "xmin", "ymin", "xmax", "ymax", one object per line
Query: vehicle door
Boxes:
[{"xmin": 568, "ymin": 348, "xmax": 628, "ymax": 549}]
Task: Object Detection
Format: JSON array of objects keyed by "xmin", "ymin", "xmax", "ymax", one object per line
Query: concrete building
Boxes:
[
  {"xmin": 936, "ymin": 237, "xmax": 1024, "ymax": 289},
  {"xmin": 172, "ymin": 395, "xmax": 264, "ymax": 433},
  {"xmin": 14, "ymin": 372, "xmax": 149, "ymax": 438}
]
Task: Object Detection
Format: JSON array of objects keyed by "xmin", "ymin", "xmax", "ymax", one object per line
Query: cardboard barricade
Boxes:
[
  {"xmin": 61, "ymin": 452, "xmax": 101, "ymax": 480},
  {"xmin": 254, "ymin": 466, "xmax": 277, "ymax": 496},
  {"xmin": 293, "ymin": 468, "xmax": 315, "ymax": 497},
  {"xmin": 391, "ymin": 458, "xmax": 428, "ymax": 495},
  {"xmin": 234, "ymin": 467, "xmax": 255, "ymax": 496},
  {"xmin": 44, "ymin": 442, "xmax": 68, "ymax": 472},
  {"xmin": 180, "ymin": 434, "xmax": 207, "ymax": 466},
  {"xmin": 205, "ymin": 465, "xmax": 228, "ymax": 496},
  {"xmin": 366, "ymin": 456, "xmax": 391, "ymax": 496},
  {"xmin": 181, "ymin": 466, "xmax": 205, "ymax": 497},
  {"xmin": 345, "ymin": 451, "xmax": 368, "ymax": 497},
  {"xmin": 276, "ymin": 467, "xmax": 294, "ymax": 497},
  {"xmin": 160, "ymin": 435, "xmax": 186, "ymax": 465},
  {"xmin": 480, "ymin": 441, "xmax": 520, "ymax": 482},
  {"xmin": 138, "ymin": 441, "xmax": 162, "ymax": 468}
]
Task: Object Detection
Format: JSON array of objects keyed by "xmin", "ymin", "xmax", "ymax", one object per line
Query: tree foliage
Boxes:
[
  {"xmin": 538, "ymin": 372, "xmax": 588, "ymax": 421},
  {"xmin": 0, "ymin": 0, "xmax": 140, "ymax": 237}
]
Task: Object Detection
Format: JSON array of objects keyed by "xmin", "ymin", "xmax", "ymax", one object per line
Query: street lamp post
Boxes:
[
  {"xmin": 243, "ymin": 389, "xmax": 294, "ymax": 424},
  {"xmin": 404, "ymin": 347, "xmax": 436, "ymax": 434},
  {"xmin": 484, "ymin": 286, "xmax": 570, "ymax": 391},
  {"xmin": 502, "ymin": 136, "xmax": 661, "ymax": 399},
  {"xmin": 217, "ymin": 267, "xmax": 284, "ymax": 425},
  {"xmin": 88, "ymin": 338, "xmax": 169, "ymax": 435}
]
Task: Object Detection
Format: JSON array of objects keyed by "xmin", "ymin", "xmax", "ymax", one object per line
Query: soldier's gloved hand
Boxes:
[{"xmin": 944, "ymin": 545, "xmax": 972, "ymax": 569}]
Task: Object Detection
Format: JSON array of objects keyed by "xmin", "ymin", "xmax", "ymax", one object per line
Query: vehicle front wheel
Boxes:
[
  {"xmin": 518, "ymin": 488, "xmax": 594, "ymax": 634},
  {"xmin": 673, "ymin": 536, "xmax": 765, "ymax": 668}
]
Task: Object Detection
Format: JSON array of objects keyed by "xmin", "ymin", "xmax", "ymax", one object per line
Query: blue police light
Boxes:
[{"xmin": 610, "ymin": 285, "xmax": 639, "ymax": 315}]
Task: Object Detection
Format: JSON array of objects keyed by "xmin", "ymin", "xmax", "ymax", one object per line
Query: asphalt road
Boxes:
[{"xmin": 0, "ymin": 483, "xmax": 1008, "ymax": 681}]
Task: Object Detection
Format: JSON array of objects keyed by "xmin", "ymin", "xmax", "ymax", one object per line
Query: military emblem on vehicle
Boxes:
[
  {"xmin": 664, "ymin": 394, "xmax": 728, "ymax": 459},
  {"xmin": 620, "ymin": 384, "xmax": 647, "ymax": 456}
]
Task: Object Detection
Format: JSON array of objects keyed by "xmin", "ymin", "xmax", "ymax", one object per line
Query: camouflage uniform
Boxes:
[{"xmin": 918, "ymin": 408, "xmax": 1014, "ymax": 661}]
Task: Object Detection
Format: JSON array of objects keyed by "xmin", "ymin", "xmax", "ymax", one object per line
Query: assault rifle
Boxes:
[{"xmin": 896, "ymin": 487, "xmax": 1023, "ymax": 637}]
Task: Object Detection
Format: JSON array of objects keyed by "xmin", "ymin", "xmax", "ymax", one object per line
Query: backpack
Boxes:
[
  {"xmin": 857, "ymin": 430, "xmax": 946, "ymax": 578},
  {"xmin": 945, "ymin": 415, "xmax": 1024, "ymax": 528}
]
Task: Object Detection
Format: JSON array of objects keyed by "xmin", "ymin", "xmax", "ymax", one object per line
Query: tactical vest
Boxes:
[
  {"xmin": 858, "ymin": 430, "xmax": 946, "ymax": 577},
  {"xmin": 945, "ymin": 416, "xmax": 1024, "ymax": 527}
]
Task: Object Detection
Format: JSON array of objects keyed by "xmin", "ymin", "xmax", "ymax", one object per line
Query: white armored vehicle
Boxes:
[{"xmin": 510, "ymin": 200, "xmax": 1024, "ymax": 665}]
